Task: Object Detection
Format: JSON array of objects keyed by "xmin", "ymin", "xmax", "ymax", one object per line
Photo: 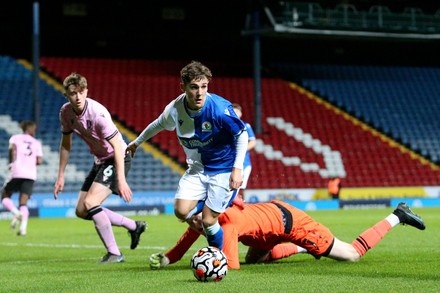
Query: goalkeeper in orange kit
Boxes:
[{"xmin": 150, "ymin": 200, "xmax": 425, "ymax": 269}]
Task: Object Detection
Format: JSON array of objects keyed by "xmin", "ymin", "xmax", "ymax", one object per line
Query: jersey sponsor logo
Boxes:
[
  {"xmin": 178, "ymin": 119, "xmax": 184, "ymax": 126},
  {"xmin": 180, "ymin": 137, "xmax": 214, "ymax": 148},
  {"xmin": 201, "ymin": 121, "xmax": 212, "ymax": 132}
]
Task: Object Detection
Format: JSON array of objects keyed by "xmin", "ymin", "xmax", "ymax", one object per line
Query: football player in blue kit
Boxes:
[{"xmin": 126, "ymin": 61, "xmax": 248, "ymax": 250}]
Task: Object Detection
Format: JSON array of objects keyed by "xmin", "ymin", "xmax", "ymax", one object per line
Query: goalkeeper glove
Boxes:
[{"xmin": 150, "ymin": 253, "xmax": 170, "ymax": 270}]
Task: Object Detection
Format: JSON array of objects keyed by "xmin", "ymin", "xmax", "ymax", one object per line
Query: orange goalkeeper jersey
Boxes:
[{"xmin": 166, "ymin": 200, "xmax": 334, "ymax": 269}]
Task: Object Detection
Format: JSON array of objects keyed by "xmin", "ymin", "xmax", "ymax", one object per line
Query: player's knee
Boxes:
[
  {"xmin": 174, "ymin": 201, "xmax": 192, "ymax": 221},
  {"xmin": 75, "ymin": 203, "xmax": 88, "ymax": 219},
  {"xmin": 174, "ymin": 209, "xmax": 187, "ymax": 221},
  {"xmin": 75, "ymin": 208, "xmax": 87, "ymax": 219},
  {"xmin": 83, "ymin": 196, "xmax": 101, "ymax": 211}
]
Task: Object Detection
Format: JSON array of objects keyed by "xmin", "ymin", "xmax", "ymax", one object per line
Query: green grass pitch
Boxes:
[{"xmin": 1, "ymin": 206, "xmax": 439, "ymax": 292}]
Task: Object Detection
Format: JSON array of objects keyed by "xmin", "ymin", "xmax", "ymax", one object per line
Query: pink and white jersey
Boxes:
[
  {"xmin": 59, "ymin": 98, "xmax": 126, "ymax": 164},
  {"xmin": 9, "ymin": 133, "xmax": 43, "ymax": 180}
]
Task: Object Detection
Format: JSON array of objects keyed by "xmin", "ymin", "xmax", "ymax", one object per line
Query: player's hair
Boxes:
[
  {"xmin": 20, "ymin": 120, "xmax": 36, "ymax": 132},
  {"xmin": 232, "ymin": 103, "xmax": 242, "ymax": 111},
  {"xmin": 63, "ymin": 72, "xmax": 88, "ymax": 92},
  {"xmin": 180, "ymin": 61, "xmax": 212, "ymax": 84}
]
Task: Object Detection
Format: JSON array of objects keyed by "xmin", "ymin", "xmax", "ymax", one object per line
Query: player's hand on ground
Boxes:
[
  {"xmin": 126, "ymin": 141, "xmax": 139, "ymax": 158},
  {"xmin": 150, "ymin": 253, "xmax": 170, "ymax": 270}
]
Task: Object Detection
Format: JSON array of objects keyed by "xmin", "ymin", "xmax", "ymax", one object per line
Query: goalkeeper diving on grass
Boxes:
[{"xmin": 150, "ymin": 198, "xmax": 425, "ymax": 269}]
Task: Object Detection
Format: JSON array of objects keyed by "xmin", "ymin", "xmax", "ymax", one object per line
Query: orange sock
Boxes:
[
  {"xmin": 352, "ymin": 219, "xmax": 392, "ymax": 257},
  {"xmin": 265, "ymin": 243, "xmax": 299, "ymax": 262}
]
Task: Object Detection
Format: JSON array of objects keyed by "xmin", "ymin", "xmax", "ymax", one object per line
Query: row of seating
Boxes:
[
  {"xmin": 38, "ymin": 57, "xmax": 440, "ymax": 188},
  {"xmin": 270, "ymin": 62, "xmax": 440, "ymax": 165}
]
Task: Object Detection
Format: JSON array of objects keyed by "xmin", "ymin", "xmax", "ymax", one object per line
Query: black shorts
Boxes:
[
  {"xmin": 2, "ymin": 178, "xmax": 35, "ymax": 197},
  {"xmin": 81, "ymin": 154, "xmax": 131, "ymax": 195}
]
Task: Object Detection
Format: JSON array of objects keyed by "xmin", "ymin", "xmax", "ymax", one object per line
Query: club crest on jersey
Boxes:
[{"xmin": 201, "ymin": 121, "xmax": 212, "ymax": 132}]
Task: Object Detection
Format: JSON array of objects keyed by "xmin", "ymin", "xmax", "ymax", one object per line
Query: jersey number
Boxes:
[
  {"xmin": 103, "ymin": 165, "xmax": 114, "ymax": 177},
  {"xmin": 24, "ymin": 141, "xmax": 33, "ymax": 156}
]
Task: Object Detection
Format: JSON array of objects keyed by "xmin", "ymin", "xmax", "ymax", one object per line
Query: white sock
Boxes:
[
  {"xmin": 20, "ymin": 221, "xmax": 28, "ymax": 232},
  {"xmin": 204, "ymin": 222, "xmax": 220, "ymax": 235},
  {"xmin": 12, "ymin": 208, "xmax": 21, "ymax": 218},
  {"xmin": 297, "ymin": 246, "xmax": 308, "ymax": 253},
  {"xmin": 385, "ymin": 214, "xmax": 400, "ymax": 227}
]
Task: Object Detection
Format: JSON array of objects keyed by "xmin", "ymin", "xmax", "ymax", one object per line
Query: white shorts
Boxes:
[
  {"xmin": 175, "ymin": 171, "xmax": 234, "ymax": 213},
  {"xmin": 241, "ymin": 165, "xmax": 252, "ymax": 190}
]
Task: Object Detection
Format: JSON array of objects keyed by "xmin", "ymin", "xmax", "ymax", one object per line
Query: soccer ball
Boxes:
[{"xmin": 190, "ymin": 246, "xmax": 228, "ymax": 282}]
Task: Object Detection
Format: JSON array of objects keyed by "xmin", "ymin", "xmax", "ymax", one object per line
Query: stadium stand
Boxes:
[
  {"xmin": 1, "ymin": 56, "xmax": 438, "ymax": 191},
  {"xmin": 270, "ymin": 62, "xmax": 440, "ymax": 163},
  {"xmin": 37, "ymin": 57, "xmax": 440, "ymax": 189}
]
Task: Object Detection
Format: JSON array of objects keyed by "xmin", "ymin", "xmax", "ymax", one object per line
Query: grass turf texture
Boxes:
[{"xmin": 0, "ymin": 207, "xmax": 439, "ymax": 292}]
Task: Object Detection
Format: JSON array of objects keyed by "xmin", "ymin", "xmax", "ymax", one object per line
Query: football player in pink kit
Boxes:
[
  {"xmin": 53, "ymin": 73, "xmax": 146, "ymax": 264},
  {"xmin": 2, "ymin": 120, "xmax": 43, "ymax": 236}
]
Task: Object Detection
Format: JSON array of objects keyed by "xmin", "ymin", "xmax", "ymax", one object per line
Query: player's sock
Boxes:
[
  {"xmin": 19, "ymin": 205, "xmax": 29, "ymax": 232},
  {"xmin": 2, "ymin": 198, "xmax": 20, "ymax": 216},
  {"xmin": 297, "ymin": 246, "xmax": 307, "ymax": 253},
  {"xmin": 204, "ymin": 222, "xmax": 223, "ymax": 250},
  {"xmin": 88, "ymin": 206, "xmax": 121, "ymax": 256},
  {"xmin": 185, "ymin": 200, "xmax": 205, "ymax": 220},
  {"xmin": 385, "ymin": 213, "xmax": 400, "ymax": 227},
  {"xmin": 167, "ymin": 228, "xmax": 202, "ymax": 264},
  {"xmin": 102, "ymin": 207, "xmax": 136, "ymax": 231},
  {"xmin": 265, "ymin": 243, "xmax": 302, "ymax": 262},
  {"xmin": 352, "ymin": 219, "xmax": 392, "ymax": 257}
]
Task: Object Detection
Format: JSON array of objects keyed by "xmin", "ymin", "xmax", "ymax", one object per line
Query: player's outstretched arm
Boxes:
[{"xmin": 127, "ymin": 117, "xmax": 166, "ymax": 158}]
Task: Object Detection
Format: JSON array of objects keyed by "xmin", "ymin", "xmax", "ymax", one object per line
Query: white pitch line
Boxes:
[
  {"xmin": 0, "ymin": 241, "xmax": 250, "ymax": 265},
  {"xmin": 0, "ymin": 242, "xmax": 168, "ymax": 250},
  {"xmin": 3, "ymin": 257, "xmax": 98, "ymax": 265}
]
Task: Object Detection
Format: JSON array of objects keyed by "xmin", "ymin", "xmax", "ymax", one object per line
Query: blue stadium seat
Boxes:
[{"xmin": 271, "ymin": 61, "xmax": 440, "ymax": 164}]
